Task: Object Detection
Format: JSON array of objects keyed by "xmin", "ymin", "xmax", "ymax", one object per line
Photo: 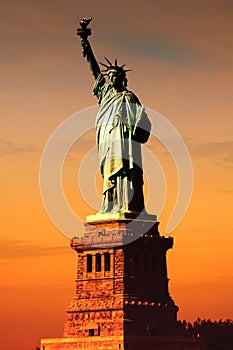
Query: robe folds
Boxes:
[{"xmin": 93, "ymin": 73, "xmax": 151, "ymax": 213}]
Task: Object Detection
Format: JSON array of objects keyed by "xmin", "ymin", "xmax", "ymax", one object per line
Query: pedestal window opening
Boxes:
[
  {"xmin": 96, "ymin": 253, "xmax": 101, "ymax": 272},
  {"xmin": 86, "ymin": 254, "xmax": 92, "ymax": 273},
  {"xmin": 104, "ymin": 252, "xmax": 110, "ymax": 271}
]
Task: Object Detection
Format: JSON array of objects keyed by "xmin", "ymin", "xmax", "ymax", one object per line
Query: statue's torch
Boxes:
[{"xmin": 77, "ymin": 17, "xmax": 92, "ymax": 58}]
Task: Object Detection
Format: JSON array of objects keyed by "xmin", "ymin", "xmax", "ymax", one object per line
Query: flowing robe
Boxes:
[{"xmin": 93, "ymin": 73, "xmax": 151, "ymax": 213}]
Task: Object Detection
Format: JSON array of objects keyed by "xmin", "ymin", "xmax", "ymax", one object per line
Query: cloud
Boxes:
[
  {"xmin": 117, "ymin": 36, "xmax": 202, "ymax": 65},
  {"xmin": 2, "ymin": 0, "xmax": 232, "ymax": 70},
  {"xmin": 147, "ymin": 137, "xmax": 233, "ymax": 167},
  {"xmin": 93, "ymin": 0, "xmax": 233, "ymax": 67},
  {"xmin": 0, "ymin": 238, "xmax": 69, "ymax": 260},
  {"xmin": 0, "ymin": 138, "xmax": 37, "ymax": 156},
  {"xmin": 184, "ymin": 138, "xmax": 233, "ymax": 166}
]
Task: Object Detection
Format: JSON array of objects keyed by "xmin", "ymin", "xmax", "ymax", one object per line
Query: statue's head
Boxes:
[{"xmin": 100, "ymin": 58, "xmax": 130, "ymax": 89}]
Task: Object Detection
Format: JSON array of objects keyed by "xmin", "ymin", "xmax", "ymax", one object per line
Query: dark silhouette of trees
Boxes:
[{"xmin": 178, "ymin": 318, "xmax": 233, "ymax": 350}]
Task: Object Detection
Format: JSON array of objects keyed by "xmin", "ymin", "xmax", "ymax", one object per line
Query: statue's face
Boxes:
[{"xmin": 109, "ymin": 72, "xmax": 124, "ymax": 89}]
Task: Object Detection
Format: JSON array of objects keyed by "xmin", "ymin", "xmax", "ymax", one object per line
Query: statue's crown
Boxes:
[{"xmin": 99, "ymin": 57, "xmax": 131, "ymax": 76}]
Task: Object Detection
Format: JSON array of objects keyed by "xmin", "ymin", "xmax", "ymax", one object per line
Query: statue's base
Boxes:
[
  {"xmin": 41, "ymin": 335, "xmax": 202, "ymax": 350},
  {"xmin": 86, "ymin": 211, "xmax": 157, "ymax": 223},
  {"xmin": 40, "ymin": 212, "xmax": 203, "ymax": 350},
  {"xmin": 71, "ymin": 211, "xmax": 158, "ymax": 248}
]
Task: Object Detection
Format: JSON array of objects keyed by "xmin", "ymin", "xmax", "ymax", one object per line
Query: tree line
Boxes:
[{"xmin": 178, "ymin": 318, "xmax": 233, "ymax": 350}]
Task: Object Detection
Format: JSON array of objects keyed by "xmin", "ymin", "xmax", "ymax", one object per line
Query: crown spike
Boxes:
[
  {"xmin": 104, "ymin": 57, "xmax": 112, "ymax": 65},
  {"xmin": 99, "ymin": 62, "xmax": 109, "ymax": 68},
  {"xmin": 100, "ymin": 57, "xmax": 131, "ymax": 75}
]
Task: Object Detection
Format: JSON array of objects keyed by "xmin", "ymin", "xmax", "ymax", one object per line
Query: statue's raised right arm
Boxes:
[{"xmin": 77, "ymin": 18, "xmax": 100, "ymax": 80}]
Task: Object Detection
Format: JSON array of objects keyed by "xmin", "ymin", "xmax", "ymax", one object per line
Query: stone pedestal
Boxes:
[{"xmin": 41, "ymin": 216, "xmax": 203, "ymax": 350}]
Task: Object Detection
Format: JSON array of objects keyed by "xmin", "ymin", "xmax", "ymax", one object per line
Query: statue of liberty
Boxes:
[{"xmin": 77, "ymin": 18, "xmax": 151, "ymax": 215}]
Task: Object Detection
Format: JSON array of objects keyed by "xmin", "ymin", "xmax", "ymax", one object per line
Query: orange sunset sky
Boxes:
[{"xmin": 1, "ymin": 1, "xmax": 233, "ymax": 349}]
